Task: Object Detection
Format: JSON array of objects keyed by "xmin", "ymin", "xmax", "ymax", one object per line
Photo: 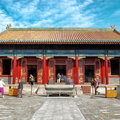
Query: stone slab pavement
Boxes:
[
  {"xmin": 0, "ymin": 94, "xmax": 46, "ymax": 120},
  {"xmin": 0, "ymin": 85, "xmax": 120, "ymax": 120},
  {"xmin": 30, "ymin": 98, "xmax": 86, "ymax": 120},
  {"xmin": 30, "ymin": 94, "xmax": 120, "ymax": 120},
  {"xmin": 0, "ymin": 93, "xmax": 120, "ymax": 120},
  {"xmin": 75, "ymin": 94, "xmax": 120, "ymax": 120}
]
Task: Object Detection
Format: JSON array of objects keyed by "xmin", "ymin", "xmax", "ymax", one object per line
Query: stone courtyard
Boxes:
[{"xmin": 0, "ymin": 85, "xmax": 120, "ymax": 120}]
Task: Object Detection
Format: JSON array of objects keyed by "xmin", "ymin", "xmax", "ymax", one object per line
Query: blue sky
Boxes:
[{"xmin": 0, "ymin": 0, "xmax": 120, "ymax": 32}]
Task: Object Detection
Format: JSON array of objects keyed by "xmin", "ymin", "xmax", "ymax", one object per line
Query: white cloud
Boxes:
[
  {"xmin": 20, "ymin": 0, "xmax": 39, "ymax": 14},
  {"xmin": 31, "ymin": 19, "xmax": 53, "ymax": 27},
  {"xmin": 112, "ymin": 10, "xmax": 120, "ymax": 16},
  {"xmin": 51, "ymin": 0, "xmax": 95, "ymax": 28},
  {"xmin": 0, "ymin": 10, "xmax": 14, "ymax": 32},
  {"xmin": 78, "ymin": 0, "xmax": 93, "ymax": 8},
  {"xmin": 1, "ymin": 0, "xmax": 119, "ymax": 32}
]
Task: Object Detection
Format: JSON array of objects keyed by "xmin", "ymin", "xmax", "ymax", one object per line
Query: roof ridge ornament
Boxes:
[
  {"xmin": 110, "ymin": 25, "xmax": 116, "ymax": 30},
  {"xmin": 6, "ymin": 24, "xmax": 12, "ymax": 30}
]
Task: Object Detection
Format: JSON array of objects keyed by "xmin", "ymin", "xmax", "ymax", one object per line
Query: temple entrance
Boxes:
[
  {"xmin": 28, "ymin": 65, "xmax": 37, "ymax": 83},
  {"xmin": 85, "ymin": 65, "xmax": 94, "ymax": 82},
  {"xmin": 56, "ymin": 65, "xmax": 66, "ymax": 82}
]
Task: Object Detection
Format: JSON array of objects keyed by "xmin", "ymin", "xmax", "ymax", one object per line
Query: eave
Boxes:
[{"xmin": 0, "ymin": 39, "xmax": 120, "ymax": 44}]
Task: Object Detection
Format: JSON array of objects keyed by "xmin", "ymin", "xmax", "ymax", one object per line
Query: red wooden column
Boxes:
[
  {"xmin": 13, "ymin": 56, "xmax": 17, "ymax": 84},
  {"xmin": 101, "ymin": 60, "xmax": 105, "ymax": 84},
  {"xmin": 15, "ymin": 59, "xmax": 19, "ymax": 84},
  {"xmin": 105, "ymin": 56, "xmax": 109, "ymax": 84},
  {"xmin": 17, "ymin": 59, "xmax": 21, "ymax": 80},
  {"xmin": 75, "ymin": 56, "xmax": 79, "ymax": 84},
  {"xmin": 43, "ymin": 56, "xmax": 47, "ymax": 84}
]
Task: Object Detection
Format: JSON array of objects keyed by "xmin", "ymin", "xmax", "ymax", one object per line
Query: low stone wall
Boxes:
[
  {"xmin": 4, "ymin": 84, "xmax": 106, "ymax": 97},
  {"xmin": 75, "ymin": 85, "xmax": 105, "ymax": 96},
  {"xmin": 0, "ymin": 77, "xmax": 12, "ymax": 84},
  {"xmin": 109, "ymin": 78, "xmax": 120, "ymax": 85}
]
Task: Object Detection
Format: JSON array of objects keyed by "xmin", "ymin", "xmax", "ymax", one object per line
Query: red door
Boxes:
[
  {"xmin": 66, "ymin": 59, "xmax": 73, "ymax": 83},
  {"xmin": 78, "ymin": 59, "xmax": 84, "ymax": 84},
  {"xmin": 37, "ymin": 60, "xmax": 43, "ymax": 84},
  {"xmin": 48, "ymin": 59, "xmax": 55, "ymax": 83},
  {"xmin": 95, "ymin": 59, "xmax": 101, "ymax": 80},
  {"xmin": 21, "ymin": 59, "xmax": 27, "ymax": 83}
]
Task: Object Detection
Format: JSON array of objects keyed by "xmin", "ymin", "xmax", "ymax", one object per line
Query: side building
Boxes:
[{"xmin": 0, "ymin": 26, "xmax": 120, "ymax": 85}]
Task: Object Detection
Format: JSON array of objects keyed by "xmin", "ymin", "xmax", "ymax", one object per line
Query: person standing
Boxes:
[
  {"xmin": 0, "ymin": 79, "xmax": 5, "ymax": 98},
  {"xmin": 17, "ymin": 79, "xmax": 24, "ymax": 98},
  {"xmin": 57, "ymin": 73, "xmax": 61, "ymax": 83},
  {"xmin": 29, "ymin": 74, "xmax": 35, "ymax": 85},
  {"xmin": 29, "ymin": 74, "xmax": 35, "ymax": 95},
  {"xmin": 61, "ymin": 74, "xmax": 64, "ymax": 82},
  {"xmin": 94, "ymin": 78, "xmax": 99, "ymax": 95},
  {"xmin": 61, "ymin": 74, "xmax": 67, "ymax": 83}
]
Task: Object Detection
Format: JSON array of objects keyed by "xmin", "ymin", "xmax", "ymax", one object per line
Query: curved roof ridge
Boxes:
[
  {"xmin": 8, "ymin": 27, "xmax": 113, "ymax": 31},
  {"xmin": 114, "ymin": 29, "xmax": 120, "ymax": 35}
]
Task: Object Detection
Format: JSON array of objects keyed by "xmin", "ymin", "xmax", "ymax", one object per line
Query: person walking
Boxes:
[
  {"xmin": 0, "ymin": 79, "xmax": 5, "ymax": 98},
  {"xmin": 90, "ymin": 78, "xmax": 94, "ymax": 98},
  {"xmin": 17, "ymin": 79, "xmax": 24, "ymax": 98}
]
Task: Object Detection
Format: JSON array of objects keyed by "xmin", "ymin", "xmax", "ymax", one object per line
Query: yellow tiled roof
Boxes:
[{"xmin": 0, "ymin": 28, "xmax": 120, "ymax": 44}]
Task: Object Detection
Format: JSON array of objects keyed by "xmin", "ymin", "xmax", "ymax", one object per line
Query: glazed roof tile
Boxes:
[{"xmin": 0, "ymin": 28, "xmax": 120, "ymax": 44}]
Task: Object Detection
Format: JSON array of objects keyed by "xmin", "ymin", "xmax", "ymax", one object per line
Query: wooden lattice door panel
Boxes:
[
  {"xmin": 37, "ymin": 60, "xmax": 43, "ymax": 84},
  {"xmin": 10, "ymin": 60, "xmax": 13, "ymax": 76},
  {"xmin": 95, "ymin": 59, "xmax": 101, "ymax": 79},
  {"xmin": 66, "ymin": 59, "xmax": 73, "ymax": 81},
  {"xmin": 78, "ymin": 60, "xmax": 84, "ymax": 84},
  {"xmin": 48, "ymin": 59, "xmax": 55, "ymax": 83},
  {"xmin": 21, "ymin": 59, "xmax": 27, "ymax": 83}
]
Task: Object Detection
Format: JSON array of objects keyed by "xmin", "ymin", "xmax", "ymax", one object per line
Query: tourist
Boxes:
[
  {"xmin": 29, "ymin": 74, "xmax": 35, "ymax": 85},
  {"xmin": 61, "ymin": 74, "xmax": 67, "ymax": 83},
  {"xmin": 29, "ymin": 74, "xmax": 35, "ymax": 95},
  {"xmin": 61, "ymin": 74, "xmax": 64, "ymax": 82},
  {"xmin": 90, "ymin": 78, "xmax": 94, "ymax": 97},
  {"xmin": 17, "ymin": 79, "xmax": 24, "ymax": 98},
  {"xmin": 0, "ymin": 79, "xmax": 5, "ymax": 98},
  {"xmin": 57, "ymin": 73, "xmax": 61, "ymax": 83},
  {"xmin": 94, "ymin": 78, "xmax": 100, "ymax": 95}
]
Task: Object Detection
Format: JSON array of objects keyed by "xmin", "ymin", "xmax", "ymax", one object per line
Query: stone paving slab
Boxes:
[
  {"xmin": 74, "ymin": 94, "xmax": 120, "ymax": 120},
  {"xmin": 0, "ymin": 95, "xmax": 46, "ymax": 120},
  {"xmin": 0, "ymin": 94, "xmax": 120, "ymax": 120},
  {"xmin": 30, "ymin": 98, "xmax": 86, "ymax": 120},
  {"xmin": 1, "ymin": 85, "xmax": 120, "ymax": 120}
]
